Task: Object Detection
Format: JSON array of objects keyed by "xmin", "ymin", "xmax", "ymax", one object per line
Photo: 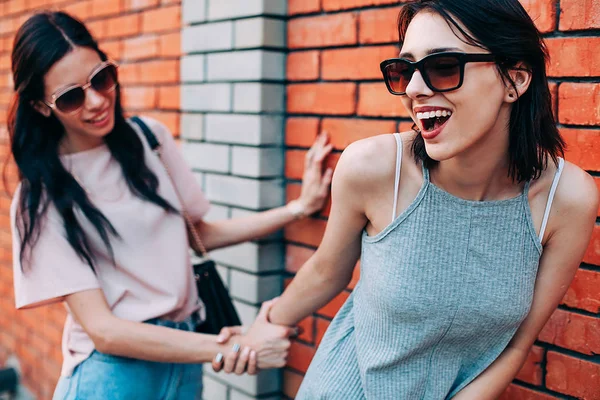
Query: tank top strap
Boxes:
[
  {"xmin": 538, "ymin": 157, "xmax": 565, "ymax": 241},
  {"xmin": 391, "ymin": 133, "xmax": 403, "ymax": 222}
]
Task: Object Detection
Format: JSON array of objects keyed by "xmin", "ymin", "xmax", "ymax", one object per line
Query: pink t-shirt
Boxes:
[{"xmin": 11, "ymin": 117, "xmax": 210, "ymax": 376}]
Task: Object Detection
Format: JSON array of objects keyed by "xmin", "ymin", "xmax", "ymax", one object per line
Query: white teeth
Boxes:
[
  {"xmin": 416, "ymin": 110, "xmax": 452, "ymax": 120},
  {"xmin": 89, "ymin": 111, "xmax": 108, "ymax": 123}
]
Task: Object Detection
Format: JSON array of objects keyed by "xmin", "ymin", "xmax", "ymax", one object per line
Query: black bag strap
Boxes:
[{"xmin": 130, "ymin": 116, "xmax": 160, "ymax": 151}]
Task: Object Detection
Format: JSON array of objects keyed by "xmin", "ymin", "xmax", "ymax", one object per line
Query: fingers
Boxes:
[
  {"xmin": 223, "ymin": 343, "xmax": 241, "ymax": 373},
  {"xmin": 216, "ymin": 326, "xmax": 244, "ymax": 344},
  {"xmin": 212, "ymin": 352, "xmax": 224, "ymax": 372},
  {"xmin": 314, "ymin": 143, "xmax": 333, "ymax": 163},
  {"xmin": 247, "ymin": 350, "xmax": 258, "ymax": 375},
  {"xmin": 234, "ymin": 346, "xmax": 251, "ymax": 375},
  {"xmin": 320, "ymin": 168, "xmax": 333, "ymax": 192}
]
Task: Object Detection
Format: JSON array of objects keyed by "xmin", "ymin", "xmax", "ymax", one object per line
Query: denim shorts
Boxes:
[{"xmin": 52, "ymin": 315, "xmax": 204, "ymax": 400}]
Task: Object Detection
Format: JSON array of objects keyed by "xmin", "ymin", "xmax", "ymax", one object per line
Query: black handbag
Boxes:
[{"xmin": 131, "ymin": 116, "xmax": 242, "ymax": 334}]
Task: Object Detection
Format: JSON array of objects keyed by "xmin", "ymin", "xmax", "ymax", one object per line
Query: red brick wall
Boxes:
[
  {"xmin": 284, "ymin": 1, "xmax": 600, "ymax": 399},
  {"xmin": 0, "ymin": 0, "xmax": 181, "ymax": 398}
]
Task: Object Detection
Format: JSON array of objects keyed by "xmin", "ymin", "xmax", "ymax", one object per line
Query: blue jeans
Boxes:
[{"xmin": 53, "ymin": 315, "xmax": 203, "ymax": 400}]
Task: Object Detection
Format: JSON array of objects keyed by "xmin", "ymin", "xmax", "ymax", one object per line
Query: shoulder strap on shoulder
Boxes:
[
  {"xmin": 539, "ymin": 157, "xmax": 565, "ymax": 242},
  {"xmin": 391, "ymin": 133, "xmax": 403, "ymax": 222},
  {"xmin": 130, "ymin": 116, "xmax": 160, "ymax": 151}
]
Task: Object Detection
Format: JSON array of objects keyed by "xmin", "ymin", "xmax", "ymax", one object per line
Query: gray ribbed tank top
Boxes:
[{"xmin": 297, "ymin": 134, "xmax": 563, "ymax": 399}]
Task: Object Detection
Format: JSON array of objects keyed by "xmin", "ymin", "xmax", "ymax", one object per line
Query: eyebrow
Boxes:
[{"xmin": 399, "ymin": 47, "xmax": 464, "ymax": 59}]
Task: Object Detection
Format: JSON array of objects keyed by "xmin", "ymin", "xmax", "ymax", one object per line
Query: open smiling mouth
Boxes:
[{"xmin": 417, "ymin": 110, "xmax": 452, "ymax": 132}]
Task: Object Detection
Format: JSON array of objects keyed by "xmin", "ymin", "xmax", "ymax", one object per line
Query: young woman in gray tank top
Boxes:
[{"xmin": 220, "ymin": 0, "xmax": 599, "ymax": 398}]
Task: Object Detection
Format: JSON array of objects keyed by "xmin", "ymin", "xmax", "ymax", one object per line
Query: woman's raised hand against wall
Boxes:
[
  {"xmin": 293, "ymin": 132, "xmax": 334, "ymax": 217},
  {"xmin": 212, "ymin": 298, "xmax": 296, "ymax": 375}
]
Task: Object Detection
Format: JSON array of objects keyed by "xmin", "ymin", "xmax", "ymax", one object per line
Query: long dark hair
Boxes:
[
  {"xmin": 398, "ymin": 0, "xmax": 564, "ymax": 182},
  {"xmin": 7, "ymin": 11, "xmax": 176, "ymax": 271}
]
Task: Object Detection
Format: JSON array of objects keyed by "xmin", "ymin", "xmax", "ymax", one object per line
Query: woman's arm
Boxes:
[
  {"xmin": 65, "ymin": 288, "xmax": 293, "ymax": 370},
  {"xmin": 197, "ymin": 133, "xmax": 333, "ymax": 251},
  {"xmin": 453, "ymin": 166, "xmax": 598, "ymax": 399},
  {"xmin": 266, "ymin": 141, "xmax": 375, "ymax": 326}
]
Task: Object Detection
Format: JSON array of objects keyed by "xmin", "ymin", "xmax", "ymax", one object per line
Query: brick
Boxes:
[
  {"xmin": 284, "ymin": 217, "xmax": 327, "ymax": 247},
  {"xmin": 205, "ymin": 175, "xmax": 284, "ymax": 210},
  {"xmin": 359, "ymin": 6, "xmax": 402, "ymax": 44},
  {"xmin": 139, "ymin": 60, "xmax": 179, "ymax": 84},
  {"xmin": 288, "ymin": 83, "xmax": 356, "ymax": 115},
  {"xmin": 234, "ymin": 18, "xmax": 286, "ymax": 49},
  {"xmin": 514, "ymin": 345, "xmax": 544, "ymax": 385},
  {"xmin": 318, "ymin": 290, "xmax": 349, "ymax": 319},
  {"xmin": 157, "ymin": 86, "xmax": 179, "ymax": 109},
  {"xmin": 118, "ymin": 63, "xmax": 140, "ymax": 85},
  {"xmin": 204, "ymin": 364, "xmax": 280, "ymax": 396},
  {"xmin": 121, "ymin": 86, "xmax": 156, "ymax": 109},
  {"xmin": 519, "ymin": 0, "xmax": 556, "ymax": 33},
  {"xmin": 287, "ymin": 341, "xmax": 316, "ymax": 373},
  {"xmin": 288, "ymin": 13, "xmax": 358, "ymax": 49},
  {"xmin": 63, "ymin": 1, "xmax": 92, "ymax": 20},
  {"xmin": 285, "ymin": 244, "xmax": 315, "ymax": 274},
  {"xmin": 286, "ymin": 117, "xmax": 320, "ymax": 147},
  {"xmin": 101, "ymin": 40, "xmax": 122, "ymax": 60},
  {"xmin": 229, "ymin": 270, "xmax": 281, "ymax": 304},
  {"xmin": 105, "ymin": 15, "xmax": 140, "ymax": 39},
  {"xmin": 287, "ymin": 51, "xmax": 320, "ymax": 81},
  {"xmin": 205, "ymin": 114, "xmax": 283, "ymax": 145},
  {"xmin": 583, "ymin": 225, "xmax": 600, "ymax": 265},
  {"xmin": 181, "ymin": 84, "xmax": 230, "ymax": 112},
  {"xmin": 323, "ymin": 0, "xmax": 399, "ymax": 11},
  {"xmin": 143, "ymin": 111, "xmax": 179, "ymax": 136},
  {"xmin": 182, "ymin": 22, "xmax": 233, "ymax": 53},
  {"xmin": 285, "ymin": 150, "xmax": 339, "ymax": 180},
  {"xmin": 232, "ymin": 147, "xmax": 283, "ymax": 178},
  {"xmin": 124, "ymin": 0, "xmax": 159, "ymax": 10},
  {"xmin": 201, "ymin": 374, "xmax": 228, "ymax": 400},
  {"xmin": 562, "ymin": 128, "xmax": 600, "ymax": 171},
  {"xmin": 207, "ymin": 51, "xmax": 285, "ymax": 82},
  {"xmin": 207, "ymin": 0, "xmax": 286, "ymax": 20},
  {"xmin": 547, "ymin": 37, "xmax": 600, "ymax": 77},
  {"xmin": 181, "ymin": 55, "xmax": 205, "ymax": 82},
  {"xmin": 91, "ymin": 0, "xmax": 122, "ymax": 18},
  {"xmin": 142, "ymin": 5, "xmax": 180, "ymax": 33},
  {"xmin": 210, "ymin": 242, "xmax": 283, "ymax": 273},
  {"xmin": 159, "ymin": 32, "xmax": 180, "ymax": 57},
  {"xmin": 182, "ymin": 0, "xmax": 205, "ymax": 23},
  {"xmin": 499, "ymin": 384, "xmax": 558, "ymax": 400},
  {"xmin": 558, "ymin": 83, "xmax": 600, "ymax": 126},
  {"xmin": 182, "ymin": 142, "xmax": 229, "ymax": 173},
  {"xmin": 288, "ymin": 0, "xmax": 320, "ymax": 15},
  {"xmin": 539, "ymin": 309, "xmax": 600, "ymax": 355},
  {"xmin": 559, "ymin": 0, "xmax": 600, "ymax": 31},
  {"xmin": 283, "ymin": 369, "xmax": 304, "ymax": 399},
  {"xmin": 546, "ymin": 351, "xmax": 600, "ymax": 399},
  {"xmin": 321, "ymin": 46, "xmax": 396, "ymax": 81},
  {"xmin": 86, "ymin": 20, "xmax": 106, "ymax": 40},
  {"xmin": 322, "ymin": 118, "xmax": 396, "ymax": 150},
  {"xmin": 122, "ymin": 36, "xmax": 159, "ymax": 61},
  {"xmin": 562, "ymin": 269, "xmax": 600, "ymax": 313},
  {"xmin": 233, "ymin": 83, "xmax": 285, "ymax": 113},
  {"xmin": 358, "ymin": 83, "xmax": 411, "ymax": 117}
]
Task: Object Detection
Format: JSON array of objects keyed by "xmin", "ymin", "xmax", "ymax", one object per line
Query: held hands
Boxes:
[
  {"xmin": 212, "ymin": 299, "xmax": 296, "ymax": 375},
  {"xmin": 291, "ymin": 132, "xmax": 334, "ymax": 217}
]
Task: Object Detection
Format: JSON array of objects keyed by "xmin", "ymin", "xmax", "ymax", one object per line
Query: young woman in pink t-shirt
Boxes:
[{"xmin": 7, "ymin": 11, "xmax": 331, "ymax": 399}]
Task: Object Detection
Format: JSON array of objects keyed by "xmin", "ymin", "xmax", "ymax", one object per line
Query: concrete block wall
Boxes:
[{"xmin": 180, "ymin": 0, "xmax": 287, "ymax": 398}]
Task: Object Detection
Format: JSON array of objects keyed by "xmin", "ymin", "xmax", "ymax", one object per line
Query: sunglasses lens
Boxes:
[
  {"xmin": 424, "ymin": 55, "xmax": 461, "ymax": 91},
  {"xmin": 384, "ymin": 62, "xmax": 413, "ymax": 94},
  {"xmin": 91, "ymin": 65, "xmax": 118, "ymax": 93},
  {"xmin": 55, "ymin": 88, "xmax": 86, "ymax": 113}
]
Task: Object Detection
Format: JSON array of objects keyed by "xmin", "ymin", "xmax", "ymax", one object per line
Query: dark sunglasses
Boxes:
[
  {"xmin": 44, "ymin": 61, "xmax": 119, "ymax": 114},
  {"xmin": 380, "ymin": 52, "xmax": 499, "ymax": 96}
]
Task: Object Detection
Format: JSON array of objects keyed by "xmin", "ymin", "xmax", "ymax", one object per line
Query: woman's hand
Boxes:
[
  {"xmin": 212, "ymin": 299, "xmax": 295, "ymax": 374},
  {"xmin": 294, "ymin": 132, "xmax": 334, "ymax": 216}
]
